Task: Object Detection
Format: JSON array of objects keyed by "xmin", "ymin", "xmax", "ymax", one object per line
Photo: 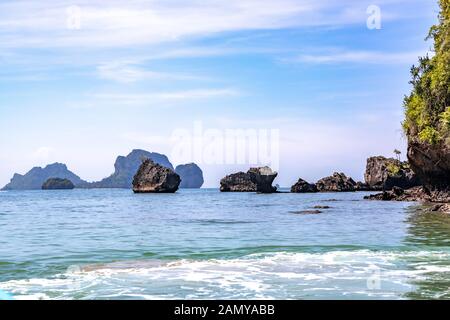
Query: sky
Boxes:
[{"xmin": 0, "ymin": 0, "xmax": 439, "ymax": 187}]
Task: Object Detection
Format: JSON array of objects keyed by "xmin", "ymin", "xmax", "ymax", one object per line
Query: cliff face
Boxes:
[
  {"xmin": 175, "ymin": 163, "xmax": 204, "ymax": 188},
  {"xmin": 90, "ymin": 149, "xmax": 174, "ymax": 188},
  {"xmin": 2, "ymin": 163, "xmax": 86, "ymax": 190},
  {"xmin": 364, "ymin": 156, "xmax": 420, "ymax": 190},
  {"xmin": 407, "ymin": 141, "xmax": 450, "ymax": 190},
  {"xmin": 403, "ymin": 0, "xmax": 450, "ymax": 191}
]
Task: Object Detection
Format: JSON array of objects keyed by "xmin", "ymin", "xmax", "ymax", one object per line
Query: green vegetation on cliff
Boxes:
[{"xmin": 403, "ymin": 0, "xmax": 450, "ymax": 145}]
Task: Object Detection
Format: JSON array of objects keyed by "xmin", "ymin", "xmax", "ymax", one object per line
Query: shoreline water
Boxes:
[{"xmin": 1, "ymin": 188, "xmax": 449, "ymax": 299}]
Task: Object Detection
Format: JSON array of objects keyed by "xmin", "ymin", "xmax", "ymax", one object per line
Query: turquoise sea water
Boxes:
[{"xmin": 0, "ymin": 188, "xmax": 449, "ymax": 299}]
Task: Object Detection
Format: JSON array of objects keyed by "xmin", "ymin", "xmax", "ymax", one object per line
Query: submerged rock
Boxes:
[
  {"xmin": 132, "ymin": 159, "xmax": 180, "ymax": 193},
  {"xmin": 290, "ymin": 178, "xmax": 317, "ymax": 193},
  {"xmin": 364, "ymin": 186, "xmax": 450, "ymax": 203},
  {"xmin": 290, "ymin": 210, "xmax": 322, "ymax": 214},
  {"xmin": 42, "ymin": 178, "xmax": 75, "ymax": 190},
  {"xmin": 220, "ymin": 166, "xmax": 278, "ymax": 193},
  {"xmin": 315, "ymin": 172, "xmax": 356, "ymax": 192},
  {"xmin": 175, "ymin": 163, "xmax": 204, "ymax": 188},
  {"xmin": 364, "ymin": 156, "xmax": 420, "ymax": 191}
]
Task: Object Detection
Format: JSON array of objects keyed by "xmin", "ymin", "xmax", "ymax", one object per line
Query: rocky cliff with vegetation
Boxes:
[
  {"xmin": 1, "ymin": 163, "xmax": 87, "ymax": 190},
  {"xmin": 90, "ymin": 149, "xmax": 204, "ymax": 189},
  {"xmin": 403, "ymin": 0, "xmax": 450, "ymax": 191},
  {"xmin": 89, "ymin": 149, "xmax": 174, "ymax": 188}
]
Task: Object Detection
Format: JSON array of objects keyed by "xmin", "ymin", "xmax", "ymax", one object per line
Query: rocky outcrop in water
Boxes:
[
  {"xmin": 365, "ymin": 186, "xmax": 450, "ymax": 203},
  {"xmin": 220, "ymin": 166, "xmax": 277, "ymax": 193},
  {"xmin": 220, "ymin": 172, "xmax": 256, "ymax": 192},
  {"xmin": 364, "ymin": 156, "xmax": 420, "ymax": 190},
  {"xmin": 2, "ymin": 163, "xmax": 87, "ymax": 190},
  {"xmin": 42, "ymin": 178, "xmax": 75, "ymax": 190},
  {"xmin": 315, "ymin": 172, "xmax": 356, "ymax": 192},
  {"xmin": 132, "ymin": 159, "xmax": 180, "ymax": 193},
  {"xmin": 175, "ymin": 163, "xmax": 204, "ymax": 188},
  {"xmin": 290, "ymin": 178, "xmax": 317, "ymax": 193},
  {"xmin": 247, "ymin": 166, "xmax": 278, "ymax": 193},
  {"xmin": 91, "ymin": 149, "xmax": 174, "ymax": 188}
]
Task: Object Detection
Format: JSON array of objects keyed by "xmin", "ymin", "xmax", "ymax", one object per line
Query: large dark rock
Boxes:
[
  {"xmin": 132, "ymin": 159, "xmax": 180, "ymax": 193},
  {"xmin": 220, "ymin": 172, "xmax": 256, "ymax": 192},
  {"xmin": 364, "ymin": 156, "xmax": 420, "ymax": 191},
  {"xmin": 42, "ymin": 178, "xmax": 75, "ymax": 190},
  {"xmin": 247, "ymin": 166, "xmax": 278, "ymax": 193},
  {"xmin": 220, "ymin": 166, "xmax": 277, "ymax": 193},
  {"xmin": 315, "ymin": 172, "xmax": 356, "ymax": 192},
  {"xmin": 175, "ymin": 163, "xmax": 204, "ymax": 188},
  {"xmin": 90, "ymin": 149, "xmax": 174, "ymax": 188},
  {"xmin": 290, "ymin": 178, "xmax": 317, "ymax": 193},
  {"xmin": 407, "ymin": 141, "xmax": 450, "ymax": 191},
  {"xmin": 2, "ymin": 163, "xmax": 87, "ymax": 190}
]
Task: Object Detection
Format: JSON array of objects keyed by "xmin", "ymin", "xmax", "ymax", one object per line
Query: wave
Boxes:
[{"xmin": 1, "ymin": 250, "xmax": 450, "ymax": 300}]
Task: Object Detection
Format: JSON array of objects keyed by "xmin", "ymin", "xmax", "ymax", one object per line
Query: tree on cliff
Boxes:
[
  {"xmin": 403, "ymin": 0, "xmax": 449, "ymax": 145},
  {"xmin": 403, "ymin": 0, "xmax": 450, "ymax": 190}
]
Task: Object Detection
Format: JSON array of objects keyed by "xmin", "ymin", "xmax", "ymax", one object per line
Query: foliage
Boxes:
[
  {"xmin": 403, "ymin": 0, "xmax": 450, "ymax": 144},
  {"xmin": 386, "ymin": 163, "xmax": 401, "ymax": 176}
]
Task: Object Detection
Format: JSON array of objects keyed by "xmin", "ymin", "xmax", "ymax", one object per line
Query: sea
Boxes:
[{"xmin": 0, "ymin": 188, "xmax": 449, "ymax": 300}]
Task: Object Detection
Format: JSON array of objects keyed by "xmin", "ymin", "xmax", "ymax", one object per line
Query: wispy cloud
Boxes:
[
  {"xmin": 290, "ymin": 49, "xmax": 429, "ymax": 65},
  {"xmin": 96, "ymin": 61, "xmax": 205, "ymax": 83},
  {"xmin": 0, "ymin": 0, "xmax": 426, "ymax": 49},
  {"xmin": 83, "ymin": 88, "xmax": 240, "ymax": 107}
]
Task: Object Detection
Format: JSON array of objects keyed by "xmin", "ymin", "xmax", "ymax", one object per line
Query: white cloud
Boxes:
[
  {"xmin": 96, "ymin": 61, "xmax": 205, "ymax": 83},
  {"xmin": 84, "ymin": 88, "xmax": 240, "ymax": 106},
  {"xmin": 290, "ymin": 49, "xmax": 429, "ymax": 64},
  {"xmin": 0, "ymin": 0, "xmax": 424, "ymax": 49}
]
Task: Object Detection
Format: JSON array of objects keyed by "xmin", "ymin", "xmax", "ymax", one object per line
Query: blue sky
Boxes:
[{"xmin": 0, "ymin": 0, "xmax": 438, "ymax": 187}]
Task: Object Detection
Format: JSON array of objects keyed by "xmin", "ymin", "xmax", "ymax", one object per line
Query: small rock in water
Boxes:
[
  {"xmin": 429, "ymin": 203, "xmax": 450, "ymax": 214},
  {"xmin": 290, "ymin": 210, "xmax": 322, "ymax": 214},
  {"xmin": 313, "ymin": 205, "xmax": 331, "ymax": 209}
]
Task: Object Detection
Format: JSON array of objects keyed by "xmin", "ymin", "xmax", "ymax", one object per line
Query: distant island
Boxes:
[{"xmin": 1, "ymin": 149, "xmax": 204, "ymax": 190}]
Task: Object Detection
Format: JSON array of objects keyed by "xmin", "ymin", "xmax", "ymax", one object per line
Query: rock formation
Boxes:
[
  {"xmin": 2, "ymin": 163, "xmax": 87, "ymax": 190},
  {"xmin": 315, "ymin": 172, "xmax": 356, "ymax": 192},
  {"xmin": 290, "ymin": 178, "xmax": 317, "ymax": 193},
  {"xmin": 247, "ymin": 166, "xmax": 278, "ymax": 193},
  {"xmin": 91, "ymin": 149, "xmax": 174, "ymax": 188},
  {"xmin": 407, "ymin": 141, "xmax": 450, "ymax": 191},
  {"xmin": 220, "ymin": 166, "xmax": 277, "ymax": 193},
  {"xmin": 220, "ymin": 172, "xmax": 256, "ymax": 192},
  {"xmin": 175, "ymin": 163, "xmax": 204, "ymax": 188},
  {"xmin": 132, "ymin": 159, "xmax": 180, "ymax": 193},
  {"xmin": 42, "ymin": 178, "xmax": 75, "ymax": 190},
  {"xmin": 364, "ymin": 156, "xmax": 420, "ymax": 190},
  {"xmin": 402, "ymin": 0, "xmax": 450, "ymax": 194}
]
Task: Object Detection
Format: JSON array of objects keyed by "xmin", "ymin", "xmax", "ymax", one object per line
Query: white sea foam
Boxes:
[{"xmin": 2, "ymin": 250, "xmax": 450, "ymax": 300}]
